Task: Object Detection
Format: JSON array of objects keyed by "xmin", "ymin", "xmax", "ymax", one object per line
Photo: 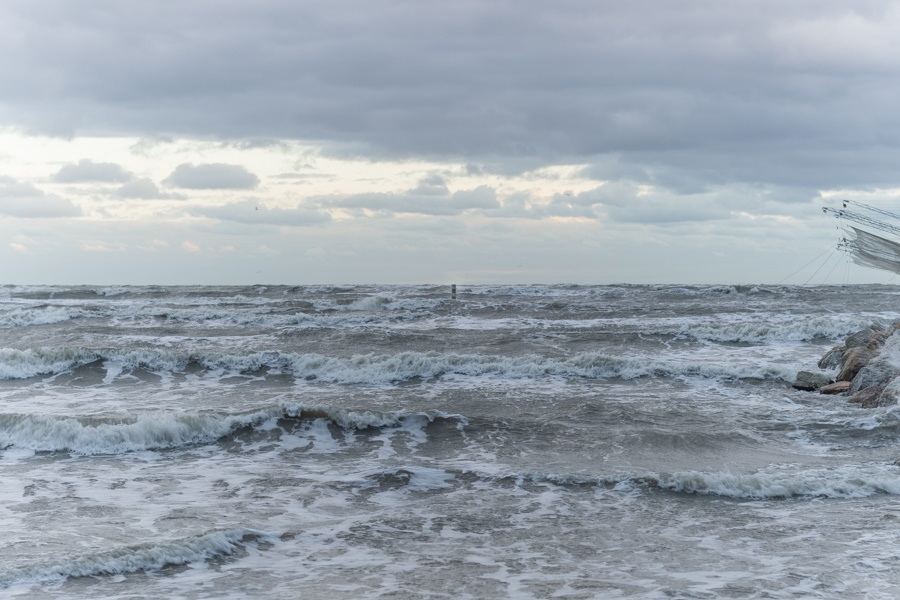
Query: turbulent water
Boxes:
[{"xmin": 3, "ymin": 283, "xmax": 900, "ymax": 598}]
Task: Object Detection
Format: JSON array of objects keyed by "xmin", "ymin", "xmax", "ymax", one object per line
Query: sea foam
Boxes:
[
  {"xmin": 0, "ymin": 346, "xmax": 800, "ymax": 383},
  {"xmin": 0, "ymin": 405, "xmax": 464, "ymax": 455},
  {"xmin": 0, "ymin": 529, "xmax": 272, "ymax": 588}
]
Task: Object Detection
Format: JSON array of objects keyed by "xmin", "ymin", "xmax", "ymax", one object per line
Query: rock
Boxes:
[
  {"xmin": 849, "ymin": 357, "xmax": 900, "ymax": 394},
  {"xmin": 817, "ymin": 346, "xmax": 844, "ymax": 370},
  {"xmin": 876, "ymin": 377, "xmax": 900, "ymax": 407},
  {"xmin": 848, "ymin": 385, "xmax": 885, "ymax": 408},
  {"xmin": 837, "ymin": 346, "xmax": 874, "ymax": 382},
  {"xmin": 846, "ymin": 324, "xmax": 885, "ymax": 349},
  {"xmin": 792, "ymin": 371, "xmax": 833, "ymax": 391},
  {"xmin": 802, "ymin": 325, "xmax": 900, "ymax": 409},
  {"xmin": 819, "ymin": 381, "xmax": 850, "ymax": 394},
  {"xmin": 868, "ymin": 330, "xmax": 892, "ymax": 350}
]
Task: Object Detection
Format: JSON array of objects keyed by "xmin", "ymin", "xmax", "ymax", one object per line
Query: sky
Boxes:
[{"xmin": 2, "ymin": 0, "xmax": 900, "ymax": 285}]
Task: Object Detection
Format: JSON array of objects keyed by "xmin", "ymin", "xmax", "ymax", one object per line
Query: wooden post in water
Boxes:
[{"xmin": 451, "ymin": 284, "xmax": 457, "ymax": 300}]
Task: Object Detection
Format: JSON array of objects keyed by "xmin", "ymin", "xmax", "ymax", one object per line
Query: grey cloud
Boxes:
[
  {"xmin": 486, "ymin": 190, "xmax": 601, "ymax": 220},
  {"xmin": 1, "ymin": 2, "xmax": 900, "ymax": 194},
  {"xmin": 588, "ymin": 180, "xmax": 803, "ymax": 224},
  {"xmin": 0, "ymin": 178, "xmax": 81, "ymax": 218},
  {"xmin": 327, "ymin": 177, "xmax": 499, "ymax": 216},
  {"xmin": 163, "ymin": 163, "xmax": 260, "ymax": 190},
  {"xmin": 52, "ymin": 159, "xmax": 133, "ymax": 183},
  {"xmin": 191, "ymin": 199, "xmax": 330, "ymax": 226},
  {"xmin": 114, "ymin": 178, "xmax": 186, "ymax": 200}
]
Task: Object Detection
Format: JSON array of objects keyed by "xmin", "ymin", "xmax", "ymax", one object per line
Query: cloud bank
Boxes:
[
  {"xmin": 0, "ymin": 177, "xmax": 81, "ymax": 218},
  {"xmin": 0, "ymin": 1, "xmax": 895, "ymax": 284},
  {"xmin": 0, "ymin": 0, "xmax": 897, "ymax": 197}
]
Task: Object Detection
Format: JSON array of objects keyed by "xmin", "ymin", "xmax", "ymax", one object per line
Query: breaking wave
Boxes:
[
  {"xmin": 0, "ymin": 529, "xmax": 272, "ymax": 588},
  {"xmin": 339, "ymin": 463, "xmax": 900, "ymax": 501},
  {"xmin": 479, "ymin": 465, "xmax": 900, "ymax": 500},
  {"xmin": 0, "ymin": 405, "xmax": 463, "ymax": 455},
  {"xmin": 0, "ymin": 346, "xmax": 798, "ymax": 383},
  {"xmin": 0, "ymin": 307, "xmax": 92, "ymax": 328},
  {"xmin": 674, "ymin": 315, "xmax": 887, "ymax": 344}
]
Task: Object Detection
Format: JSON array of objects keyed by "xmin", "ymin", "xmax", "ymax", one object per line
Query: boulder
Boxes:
[
  {"xmin": 846, "ymin": 324, "xmax": 885, "ymax": 349},
  {"xmin": 793, "ymin": 371, "xmax": 833, "ymax": 391},
  {"xmin": 848, "ymin": 385, "xmax": 884, "ymax": 408},
  {"xmin": 817, "ymin": 346, "xmax": 844, "ymax": 370},
  {"xmin": 819, "ymin": 381, "xmax": 851, "ymax": 395},
  {"xmin": 868, "ymin": 330, "xmax": 892, "ymax": 350},
  {"xmin": 876, "ymin": 377, "xmax": 900, "ymax": 407},
  {"xmin": 837, "ymin": 347, "xmax": 874, "ymax": 382},
  {"xmin": 849, "ymin": 357, "xmax": 900, "ymax": 394}
]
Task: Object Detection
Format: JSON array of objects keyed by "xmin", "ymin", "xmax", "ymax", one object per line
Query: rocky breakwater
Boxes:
[{"xmin": 794, "ymin": 323, "xmax": 900, "ymax": 407}]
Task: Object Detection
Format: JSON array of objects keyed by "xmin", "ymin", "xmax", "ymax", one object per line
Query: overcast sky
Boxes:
[{"xmin": 1, "ymin": 0, "xmax": 899, "ymax": 285}]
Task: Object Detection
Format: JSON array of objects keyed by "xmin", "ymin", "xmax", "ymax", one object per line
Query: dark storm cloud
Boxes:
[
  {"xmin": 163, "ymin": 163, "xmax": 260, "ymax": 190},
  {"xmin": 52, "ymin": 159, "xmax": 133, "ymax": 183},
  {"xmin": 0, "ymin": 177, "xmax": 81, "ymax": 217},
  {"xmin": 2, "ymin": 1, "xmax": 900, "ymax": 194}
]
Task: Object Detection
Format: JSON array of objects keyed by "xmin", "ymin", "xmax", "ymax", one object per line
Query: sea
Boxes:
[{"xmin": 2, "ymin": 283, "xmax": 900, "ymax": 599}]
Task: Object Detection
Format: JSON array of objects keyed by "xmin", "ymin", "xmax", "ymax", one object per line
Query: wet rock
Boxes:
[
  {"xmin": 848, "ymin": 385, "xmax": 885, "ymax": 408},
  {"xmin": 819, "ymin": 381, "xmax": 851, "ymax": 395},
  {"xmin": 793, "ymin": 371, "xmax": 832, "ymax": 391},
  {"xmin": 818, "ymin": 346, "xmax": 844, "ymax": 370},
  {"xmin": 849, "ymin": 357, "xmax": 900, "ymax": 394},
  {"xmin": 876, "ymin": 377, "xmax": 900, "ymax": 407},
  {"xmin": 846, "ymin": 324, "xmax": 885, "ymax": 349},
  {"xmin": 837, "ymin": 346, "xmax": 875, "ymax": 382},
  {"xmin": 868, "ymin": 330, "xmax": 892, "ymax": 351},
  {"xmin": 802, "ymin": 325, "xmax": 900, "ymax": 408}
]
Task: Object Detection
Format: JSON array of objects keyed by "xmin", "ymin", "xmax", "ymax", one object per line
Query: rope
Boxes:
[
  {"xmin": 803, "ymin": 245, "xmax": 839, "ymax": 285},
  {"xmin": 777, "ymin": 244, "xmax": 839, "ymax": 285},
  {"xmin": 820, "ymin": 249, "xmax": 844, "ymax": 284}
]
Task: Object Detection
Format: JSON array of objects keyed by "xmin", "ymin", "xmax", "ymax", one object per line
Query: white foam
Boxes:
[
  {"xmin": 0, "ymin": 405, "xmax": 464, "ymax": 455},
  {"xmin": 0, "ymin": 343, "xmax": 805, "ymax": 384},
  {"xmin": 675, "ymin": 314, "xmax": 880, "ymax": 344},
  {"xmin": 0, "ymin": 411, "xmax": 269, "ymax": 454},
  {"xmin": 652, "ymin": 464, "xmax": 900, "ymax": 499},
  {"xmin": 0, "ymin": 347, "xmax": 100, "ymax": 379},
  {"xmin": 456, "ymin": 463, "xmax": 900, "ymax": 500},
  {"xmin": 0, "ymin": 306, "xmax": 90, "ymax": 328},
  {"xmin": 0, "ymin": 529, "xmax": 272, "ymax": 588}
]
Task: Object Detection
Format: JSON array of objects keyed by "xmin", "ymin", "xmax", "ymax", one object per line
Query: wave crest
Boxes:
[
  {"xmin": 0, "ymin": 405, "xmax": 463, "ymax": 455},
  {"xmin": 0, "ymin": 346, "xmax": 797, "ymax": 383},
  {"xmin": 0, "ymin": 529, "xmax": 272, "ymax": 588}
]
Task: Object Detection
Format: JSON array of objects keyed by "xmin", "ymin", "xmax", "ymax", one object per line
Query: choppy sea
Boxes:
[{"xmin": 2, "ymin": 283, "xmax": 900, "ymax": 598}]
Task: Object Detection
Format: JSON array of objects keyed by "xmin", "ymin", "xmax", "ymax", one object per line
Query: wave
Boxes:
[
  {"xmin": 0, "ymin": 347, "xmax": 104, "ymax": 379},
  {"xmin": 0, "ymin": 529, "xmax": 272, "ymax": 588},
  {"xmin": 0, "ymin": 306, "xmax": 92, "ymax": 328},
  {"xmin": 483, "ymin": 465, "xmax": 900, "ymax": 500},
  {"xmin": 648, "ymin": 466, "xmax": 900, "ymax": 499},
  {"xmin": 674, "ymin": 315, "xmax": 879, "ymax": 344},
  {"xmin": 0, "ymin": 405, "xmax": 463, "ymax": 455},
  {"xmin": 350, "ymin": 463, "xmax": 900, "ymax": 500},
  {"xmin": 0, "ymin": 346, "xmax": 798, "ymax": 383}
]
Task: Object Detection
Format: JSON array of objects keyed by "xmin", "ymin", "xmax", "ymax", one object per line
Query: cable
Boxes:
[
  {"xmin": 821, "ymin": 249, "xmax": 843, "ymax": 284},
  {"xmin": 777, "ymin": 244, "xmax": 840, "ymax": 285},
  {"xmin": 803, "ymin": 245, "xmax": 839, "ymax": 285}
]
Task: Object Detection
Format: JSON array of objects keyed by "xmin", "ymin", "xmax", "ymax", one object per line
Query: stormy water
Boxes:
[{"xmin": 2, "ymin": 283, "xmax": 900, "ymax": 598}]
